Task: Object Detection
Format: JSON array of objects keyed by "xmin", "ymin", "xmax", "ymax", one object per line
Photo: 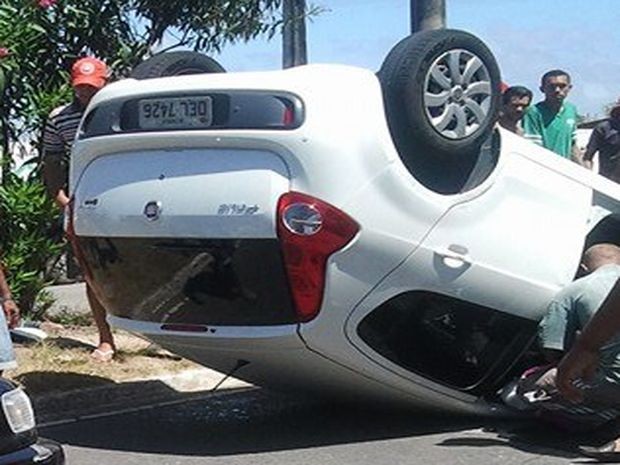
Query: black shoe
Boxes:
[{"xmin": 580, "ymin": 441, "xmax": 620, "ymax": 462}]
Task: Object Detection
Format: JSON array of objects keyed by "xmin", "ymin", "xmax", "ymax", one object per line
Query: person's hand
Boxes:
[
  {"xmin": 55, "ymin": 190, "xmax": 70, "ymax": 209},
  {"xmin": 556, "ymin": 344, "xmax": 599, "ymax": 403},
  {"xmin": 2, "ymin": 299, "xmax": 20, "ymax": 329},
  {"xmin": 534, "ymin": 367, "xmax": 558, "ymax": 391}
]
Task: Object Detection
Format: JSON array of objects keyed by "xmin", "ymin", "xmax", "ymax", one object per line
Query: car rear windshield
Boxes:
[{"xmin": 75, "ymin": 237, "xmax": 298, "ymax": 326}]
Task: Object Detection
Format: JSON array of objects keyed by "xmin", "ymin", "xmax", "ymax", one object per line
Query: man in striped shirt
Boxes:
[{"xmin": 42, "ymin": 57, "xmax": 116, "ymax": 362}]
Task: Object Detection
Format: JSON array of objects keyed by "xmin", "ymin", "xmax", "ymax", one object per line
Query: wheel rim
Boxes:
[{"xmin": 423, "ymin": 48, "xmax": 492, "ymax": 140}]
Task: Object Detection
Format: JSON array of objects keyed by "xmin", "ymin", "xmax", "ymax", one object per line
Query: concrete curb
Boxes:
[
  {"xmin": 43, "ymin": 283, "xmax": 90, "ymax": 318},
  {"xmin": 36, "ymin": 283, "xmax": 257, "ymax": 426},
  {"xmin": 33, "ymin": 367, "xmax": 252, "ymax": 426}
]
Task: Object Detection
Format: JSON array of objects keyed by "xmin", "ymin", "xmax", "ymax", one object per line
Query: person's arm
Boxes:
[
  {"xmin": 556, "ymin": 278, "xmax": 620, "ymax": 401},
  {"xmin": 571, "ymin": 141, "xmax": 587, "ymax": 167},
  {"xmin": 41, "ymin": 152, "xmax": 70, "ymax": 208},
  {"xmin": 579, "ymin": 126, "xmax": 602, "ymax": 170},
  {"xmin": 569, "ymin": 117, "xmax": 585, "ymax": 165},
  {"xmin": 522, "ymin": 108, "xmax": 543, "ymax": 146},
  {"xmin": 0, "ymin": 262, "xmax": 19, "ymax": 329},
  {"xmin": 41, "ymin": 118, "xmax": 70, "ymax": 208}
]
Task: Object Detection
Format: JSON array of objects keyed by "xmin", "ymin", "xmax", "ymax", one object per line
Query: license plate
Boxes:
[{"xmin": 138, "ymin": 96, "xmax": 213, "ymax": 129}]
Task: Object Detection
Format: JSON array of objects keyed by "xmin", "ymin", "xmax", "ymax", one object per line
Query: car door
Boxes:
[
  {"xmin": 342, "ymin": 137, "xmax": 593, "ymax": 396},
  {"xmin": 410, "ymin": 146, "xmax": 592, "ymax": 321}
]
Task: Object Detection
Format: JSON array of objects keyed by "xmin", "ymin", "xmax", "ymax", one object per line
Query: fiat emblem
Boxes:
[{"xmin": 144, "ymin": 201, "xmax": 162, "ymax": 221}]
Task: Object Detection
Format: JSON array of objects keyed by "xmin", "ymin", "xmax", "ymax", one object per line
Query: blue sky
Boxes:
[{"xmin": 212, "ymin": 0, "xmax": 620, "ymax": 117}]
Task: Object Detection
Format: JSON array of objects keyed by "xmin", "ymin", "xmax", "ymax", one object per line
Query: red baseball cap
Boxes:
[{"xmin": 71, "ymin": 57, "xmax": 108, "ymax": 89}]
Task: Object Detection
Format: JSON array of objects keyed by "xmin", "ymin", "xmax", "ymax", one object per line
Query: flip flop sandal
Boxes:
[{"xmin": 90, "ymin": 348, "xmax": 115, "ymax": 363}]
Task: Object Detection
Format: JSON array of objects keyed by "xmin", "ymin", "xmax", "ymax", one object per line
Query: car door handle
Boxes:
[{"xmin": 434, "ymin": 246, "xmax": 470, "ymax": 269}]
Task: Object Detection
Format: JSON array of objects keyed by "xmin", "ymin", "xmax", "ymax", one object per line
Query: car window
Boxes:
[{"xmin": 357, "ymin": 291, "xmax": 537, "ymax": 394}]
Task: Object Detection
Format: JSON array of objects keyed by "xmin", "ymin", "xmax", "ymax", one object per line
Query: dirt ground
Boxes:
[{"xmin": 7, "ymin": 324, "xmax": 199, "ymax": 397}]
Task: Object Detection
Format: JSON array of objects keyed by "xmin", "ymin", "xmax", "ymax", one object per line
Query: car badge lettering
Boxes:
[
  {"xmin": 144, "ymin": 201, "xmax": 162, "ymax": 221},
  {"xmin": 217, "ymin": 204, "xmax": 259, "ymax": 216}
]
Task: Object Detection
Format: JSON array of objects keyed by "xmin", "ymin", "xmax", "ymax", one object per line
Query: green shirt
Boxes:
[
  {"xmin": 539, "ymin": 265, "xmax": 620, "ymax": 385},
  {"xmin": 523, "ymin": 101, "xmax": 578, "ymax": 158}
]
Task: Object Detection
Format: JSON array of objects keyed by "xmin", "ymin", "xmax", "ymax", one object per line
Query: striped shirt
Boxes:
[
  {"xmin": 42, "ymin": 101, "xmax": 84, "ymax": 191},
  {"xmin": 42, "ymin": 101, "xmax": 84, "ymax": 156}
]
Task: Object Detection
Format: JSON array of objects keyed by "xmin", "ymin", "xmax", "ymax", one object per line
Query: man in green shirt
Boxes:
[{"xmin": 523, "ymin": 69, "xmax": 581, "ymax": 160}]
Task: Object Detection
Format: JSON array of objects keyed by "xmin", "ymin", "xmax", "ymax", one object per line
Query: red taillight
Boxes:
[{"xmin": 277, "ymin": 192, "xmax": 359, "ymax": 322}]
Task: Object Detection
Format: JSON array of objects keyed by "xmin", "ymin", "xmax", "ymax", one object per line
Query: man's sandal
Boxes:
[{"xmin": 90, "ymin": 348, "xmax": 115, "ymax": 363}]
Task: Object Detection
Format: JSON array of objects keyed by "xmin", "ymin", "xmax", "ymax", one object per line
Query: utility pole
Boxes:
[
  {"xmin": 282, "ymin": 0, "xmax": 307, "ymax": 68},
  {"xmin": 411, "ymin": 0, "xmax": 446, "ymax": 33}
]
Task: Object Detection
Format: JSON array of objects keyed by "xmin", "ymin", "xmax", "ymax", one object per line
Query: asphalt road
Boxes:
[{"xmin": 41, "ymin": 389, "xmax": 597, "ymax": 465}]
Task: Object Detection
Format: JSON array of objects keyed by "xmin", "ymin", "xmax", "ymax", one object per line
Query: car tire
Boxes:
[
  {"xmin": 379, "ymin": 29, "xmax": 501, "ymax": 193},
  {"xmin": 131, "ymin": 51, "xmax": 225, "ymax": 79}
]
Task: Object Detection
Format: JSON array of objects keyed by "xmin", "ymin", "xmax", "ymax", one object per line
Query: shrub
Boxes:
[{"xmin": 0, "ymin": 172, "xmax": 62, "ymax": 318}]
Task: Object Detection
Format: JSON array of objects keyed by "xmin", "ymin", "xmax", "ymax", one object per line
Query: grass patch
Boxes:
[
  {"xmin": 44, "ymin": 308, "xmax": 93, "ymax": 327},
  {"xmin": 8, "ymin": 326, "xmax": 198, "ymax": 396}
]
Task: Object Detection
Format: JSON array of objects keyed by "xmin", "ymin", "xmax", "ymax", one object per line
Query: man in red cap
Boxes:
[
  {"xmin": 581, "ymin": 99, "xmax": 620, "ymax": 183},
  {"xmin": 42, "ymin": 56, "xmax": 116, "ymax": 362}
]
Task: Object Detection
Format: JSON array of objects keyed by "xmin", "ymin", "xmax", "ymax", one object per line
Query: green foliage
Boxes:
[
  {"xmin": 0, "ymin": 172, "xmax": 62, "ymax": 317},
  {"xmin": 31, "ymin": 288, "xmax": 58, "ymax": 322},
  {"xmin": 0, "ymin": 0, "xmax": 285, "ymax": 157},
  {"xmin": 129, "ymin": 0, "xmax": 284, "ymax": 51}
]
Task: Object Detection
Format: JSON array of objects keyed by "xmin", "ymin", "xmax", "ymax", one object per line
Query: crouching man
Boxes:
[{"xmin": 506, "ymin": 244, "xmax": 620, "ymax": 429}]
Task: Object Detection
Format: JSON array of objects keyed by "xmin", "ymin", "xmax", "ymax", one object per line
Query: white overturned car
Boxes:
[{"xmin": 69, "ymin": 30, "xmax": 620, "ymax": 415}]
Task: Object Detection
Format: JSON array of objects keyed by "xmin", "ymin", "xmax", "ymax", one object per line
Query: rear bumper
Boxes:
[
  {"xmin": 108, "ymin": 317, "xmax": 412, "ymax": 402},
  {"xmin": 0, "ymin": 439, "xmax": 64, "ymax": 465},
  {"xmin": 110, "ymin": 315, "xmax": 418, "ymax": 403},
  {"xmin": 109, "ymin": 316, "xmax": 501, "ymax": 414},
  {"xmin": 109, "ymin": 315, "xmax": 304, "ymax": 374}
]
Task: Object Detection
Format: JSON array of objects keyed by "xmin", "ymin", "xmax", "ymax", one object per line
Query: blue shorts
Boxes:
[{"xmin": 0, "ymin": 306, "xmax": 16, "ymax": 371}]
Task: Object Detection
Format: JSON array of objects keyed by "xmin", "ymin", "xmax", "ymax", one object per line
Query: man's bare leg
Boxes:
[{"xmin": 86, "ymin": 284, "xmax": 115, "ymax": 361}]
